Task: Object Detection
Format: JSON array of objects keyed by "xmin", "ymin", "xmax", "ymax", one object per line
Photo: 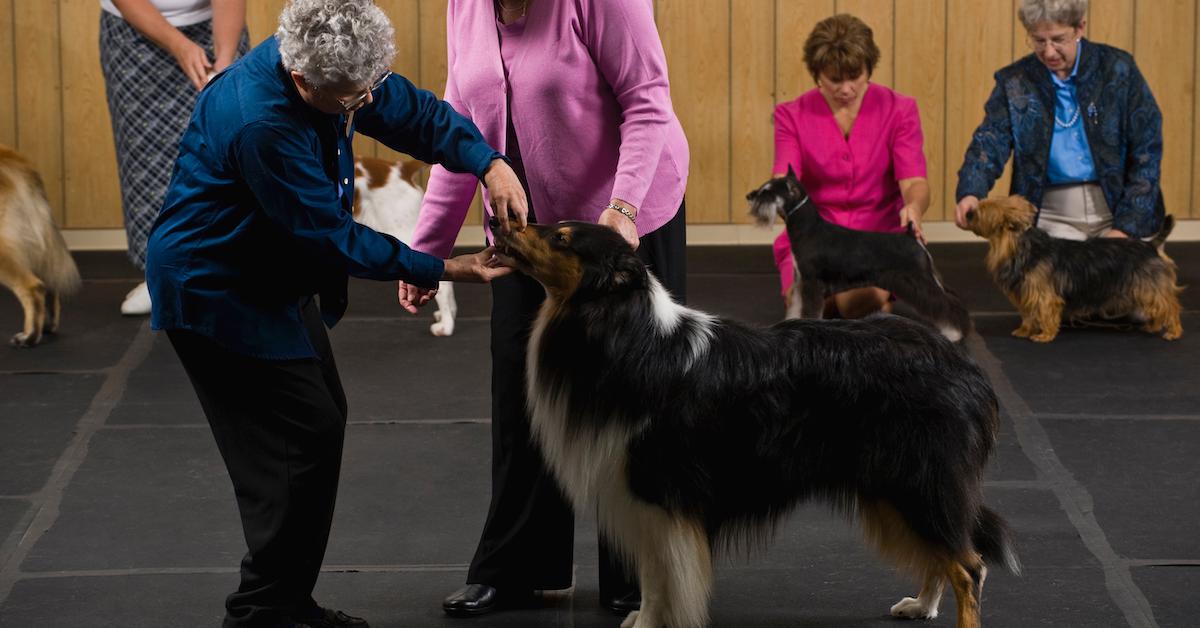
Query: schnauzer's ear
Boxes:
[{"xmin": 786, "ymin": 164, "xmax": 797, "ymax": 180}]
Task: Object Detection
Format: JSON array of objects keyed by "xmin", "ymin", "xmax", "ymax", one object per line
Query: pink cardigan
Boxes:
[{"xmin": 411, "ymin": 0, "xmax": 689, "ymax": 258}]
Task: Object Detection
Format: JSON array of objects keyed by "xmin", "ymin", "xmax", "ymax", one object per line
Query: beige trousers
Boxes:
[{"xmin": 1037, "ymin": 183, "xmax": 1112, "ymax": 240}]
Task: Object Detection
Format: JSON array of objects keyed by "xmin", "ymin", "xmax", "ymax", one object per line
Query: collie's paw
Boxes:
[
  {"xmin": 10, "ymin": 332, "xmax": 39, "ymax": 348},
  {"xmin": 890, "ymin": 596, "xmax": 938, "ymax": 620},
  {"xmin": 619, "ymin": 610, "xmax": 639, "ymax": 628}
]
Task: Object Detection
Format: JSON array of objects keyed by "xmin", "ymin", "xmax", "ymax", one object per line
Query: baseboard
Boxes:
[{"xmin": 62, "ymin": 220, "xmax": 1200, "ymax": 250}]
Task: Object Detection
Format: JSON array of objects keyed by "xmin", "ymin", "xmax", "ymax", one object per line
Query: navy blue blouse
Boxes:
[{"xmin": 147, "ymin": 37, "xmax": 501, "ymax": 358}]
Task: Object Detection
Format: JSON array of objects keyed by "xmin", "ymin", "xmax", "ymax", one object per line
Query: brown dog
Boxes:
[
  {"xmin": 965, "ymin": 195, "xmax": 1181, "ymax": 342},
  {"xmin": 0, "ymin": 146, "xmax": 81, "ymax": 347}
]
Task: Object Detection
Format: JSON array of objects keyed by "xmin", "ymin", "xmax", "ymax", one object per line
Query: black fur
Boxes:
[
  {"xmin": 747, "ymin": 172, "xmax": 972, "ymax": 340},
  {"xmin": 506, "ymin": 222, "xmax": 1019, "ymax": 577}
]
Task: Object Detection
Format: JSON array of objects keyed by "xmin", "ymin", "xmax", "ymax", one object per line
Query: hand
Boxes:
[
  {"xmin": 899, "ymin": 204, "xmax": 926, "ymax": 244},
  {"xmin": 599, "ymin": 200, "xmax": 640, "ymax": 249},
  {"xmin": 482, "ymin": 160, "xmax": 528, "ymax": 234},
  {"xmin": 169, "ymin": 37, "xmax": 213, "ymax": 90},
  {"xmin": 955, "ymin": 195, "xmax": 980, "ymax": 229},
  {"xmin": 441, "ymin": 246, "xmax": 513, "ymax": 283},
  {"xmin": 397, "ymin": 281, "xmax": 437, "ymax": 314},
  {"xmin": 1102, "ymin": 228, "xmax": 1129, "ymax": 239}
]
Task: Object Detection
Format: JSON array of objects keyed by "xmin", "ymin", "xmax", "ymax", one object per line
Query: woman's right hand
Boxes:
[
  {"xmin": 955, "ymin": 195, "xmax": 980, "ymax": 229},
  {"xmin": 169, "ymin": 37, "xmax": 213, "ymax": 90}
]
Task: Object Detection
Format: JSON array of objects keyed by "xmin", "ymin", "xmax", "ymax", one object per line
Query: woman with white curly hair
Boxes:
[
  {"xmin": 145, "ymin": 1, "xmax": 526, "ymax": 626},
  {"xmin": 955, "ymin": 0, "xmax": 1165, "ymax": 241}
]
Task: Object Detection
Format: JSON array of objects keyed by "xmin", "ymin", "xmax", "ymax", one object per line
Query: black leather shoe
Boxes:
[
  {"xmin": 602, "ymin": 590, "xmax": 641, "ymax": 614},
  {"xmin": 443, "ymin": 584, "xmax": 538, "ymax": 617},
  {"xmin": 293, "ymin": 607, "xmax": 369, "ymax": 627}
]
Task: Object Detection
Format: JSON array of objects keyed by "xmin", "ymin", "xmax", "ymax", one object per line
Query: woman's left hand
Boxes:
[
  {"xmin": 900, "ymin": 204, "xmax": 926, "ymax": 244},
  {"xmin": 600, "ymin": 200, "xmax": 640, "ymax": 249},
  {"xmin": 1103, "ymin": 229, "xmax": 1130, "ymax": 239}
]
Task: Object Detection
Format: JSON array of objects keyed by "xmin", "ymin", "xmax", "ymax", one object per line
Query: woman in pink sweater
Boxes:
[
  {"xmin": 403, "ymin": 0, "xmax": 688, "ymax": 618},
  {"xmin": 772, "ymin": 14, "xmax": 930, "ymax": 318}
]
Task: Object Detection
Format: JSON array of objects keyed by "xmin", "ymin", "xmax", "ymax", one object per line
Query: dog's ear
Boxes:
[
  {"xmin": 1004, "ymin": 196, "xmax": 1037, "ymax": 230},
  {"xmin": 587, "ymin": 248, "xmax": 647, "ymax": 295},
  {"xmin": 786, "ymin": 164, "xmax": 797, "ymax": 180}
]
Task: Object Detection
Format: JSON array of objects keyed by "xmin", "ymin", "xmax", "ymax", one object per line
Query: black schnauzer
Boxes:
[{"xmin": 747, "ymin": 170, "xmax": 971, "ymax": 341}]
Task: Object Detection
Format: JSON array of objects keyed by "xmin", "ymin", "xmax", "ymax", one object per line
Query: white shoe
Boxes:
[{"xmin": 120, "ymin": 281, "xmax": 152, "ymax": 316}]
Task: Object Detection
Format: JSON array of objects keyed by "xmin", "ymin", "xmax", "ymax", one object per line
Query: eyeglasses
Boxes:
[
  {"xmin": 337, "ymin": 70, "xmax": 392, "ymax": 112},
  {"xmin": 1027, "ymin": 33, "xmax": 1077, "ymax": 52}
]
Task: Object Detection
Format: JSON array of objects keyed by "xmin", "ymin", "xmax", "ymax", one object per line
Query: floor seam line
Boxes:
[
  {"xmin": 0, "ymin": 321, "xmax": 156, "ymax": 605},
  {"xmin": 967, "ymin": 334, "xmax": 1158, "ymax": 628}
]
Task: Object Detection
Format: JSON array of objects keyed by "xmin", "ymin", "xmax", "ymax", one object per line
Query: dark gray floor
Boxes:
[{"xmin": 0, "ymin": 243, "xmax": 1197, "ymax": 628}]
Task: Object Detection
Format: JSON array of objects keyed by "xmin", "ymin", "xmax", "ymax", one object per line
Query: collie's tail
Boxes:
[{"xmin": 973, "ymin": 506, "xmax": 1021, "ymax": 575}]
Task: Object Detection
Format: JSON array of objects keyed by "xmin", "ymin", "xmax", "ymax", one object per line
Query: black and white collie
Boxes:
[
  {"xmin": 493, "ymin": 220, "xmax": 1019, "ymax": 628},
  {"xmin": 748, "ymin": 171, "xmax": 971, "ymax": 342}
]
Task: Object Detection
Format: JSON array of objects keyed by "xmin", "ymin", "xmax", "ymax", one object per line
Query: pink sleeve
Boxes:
[
  {"xmin": 772, "ymin": 104, "xmax": 802, "ymax": 177},
  {"xmin": 582, "ymin": 0, "xmax": 673, "ymax": 211},
  {"xmin": 891, "ymin": 97, "xmax": 927, "ymax": 181},
  {"xmin": 411, "ymin": 0, "xmax": 481, "ymax": 259}
]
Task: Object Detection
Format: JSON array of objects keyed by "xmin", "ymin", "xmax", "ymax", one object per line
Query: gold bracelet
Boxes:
[{"xmin": 605, "ymin": 202, "xmax": 636, "ymax": 224}]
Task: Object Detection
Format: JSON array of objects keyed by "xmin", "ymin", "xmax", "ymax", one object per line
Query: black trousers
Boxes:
[
  {"xmin": 167, "ymin": 299, "xmax": 347, "ymax": 628},
  {"xmin": 467, "ymin": 202, "xmax": 688, "ymax": 597}
]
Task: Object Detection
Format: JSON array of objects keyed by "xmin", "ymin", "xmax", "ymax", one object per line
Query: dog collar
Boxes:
[{"xmin": 783, "ymin": 195, "xmax": 810, "ymax": 219}]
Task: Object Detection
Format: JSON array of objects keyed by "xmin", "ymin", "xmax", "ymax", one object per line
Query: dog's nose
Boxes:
[
  {"xmin": 965, "ymin": 209, "xmax": 976, "ymax": 223},
  {"xmin": 487, "ymin": 216, "xmax": 501, "ymax": 232}
]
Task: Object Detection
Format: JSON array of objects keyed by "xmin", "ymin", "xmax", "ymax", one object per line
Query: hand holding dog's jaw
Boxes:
[{"xmin": 483, "ymin": 159, "xmax": 528, "ymax": 235}]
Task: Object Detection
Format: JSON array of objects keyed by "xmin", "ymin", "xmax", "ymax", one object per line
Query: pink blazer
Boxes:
[{"xmin": 412, "ymin": 0, "xmax": 689, "ymax": 258}]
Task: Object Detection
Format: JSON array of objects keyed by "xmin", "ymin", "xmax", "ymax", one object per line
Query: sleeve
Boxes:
[
  {"xmin": 410, "ymin": 0, "xmax": 486, "ymax": 259},
  {"xmin": 772, "ymin": 103, "xmax": 803, "ymax": 177},
  {"xmin": 234, "ymin": 121, "xmax": 445, "ymax": 288},
  {"xmin": 955, "ymin": 75, "xmax": 1014, "ymax": 202},
  {"xmin": 354, "ymin": 72, "xmax": 502, "ymax": 181},
  {"xmin": 1111, "ymin": 60, "xmax": 1164, "ymax": 237},
  {"xmin": 582, "ymin": 0, "xmax": 674, "ymax": 210},
  {"xmin": 891, "ymin": 98, "xmax": 928, "ymax": 180}
]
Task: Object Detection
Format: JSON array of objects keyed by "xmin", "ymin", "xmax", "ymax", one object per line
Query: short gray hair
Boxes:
[
  {"xmin": 1018, "ymin": 0, "xmax": 1088, "ymax": 30},
  {"xmin": 277, "ymin": 0, "xmax": 395, "ymax": 89}
]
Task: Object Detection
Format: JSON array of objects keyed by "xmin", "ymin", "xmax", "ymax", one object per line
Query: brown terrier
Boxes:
[{"xmin": 964, "ymin": 196, "xmax": 1182, "ymax": 343}]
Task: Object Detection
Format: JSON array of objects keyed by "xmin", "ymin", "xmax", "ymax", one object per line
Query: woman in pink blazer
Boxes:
[
  {"xmin": 772, "ymin": 14, "xmax": 930, "ymax": 318},
  {"xmin": 402, "ymin": 0, "xmax": 689, "ymax": 618}
]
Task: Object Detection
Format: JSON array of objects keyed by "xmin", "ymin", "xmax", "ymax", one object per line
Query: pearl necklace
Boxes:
[{"xmin": 1055, "ymin": 105, "xmax": 1080, "ymax": 128}]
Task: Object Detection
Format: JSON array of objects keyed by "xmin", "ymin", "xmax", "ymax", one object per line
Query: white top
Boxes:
[{"xmin": 100, "ymin": 0, "xmax": 213, "ymax": 27}]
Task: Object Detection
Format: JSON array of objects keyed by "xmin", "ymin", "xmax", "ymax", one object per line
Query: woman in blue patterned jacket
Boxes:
[{"xmin": 954, "ymin": 0, "xmax": 1164, "ymax": 240}]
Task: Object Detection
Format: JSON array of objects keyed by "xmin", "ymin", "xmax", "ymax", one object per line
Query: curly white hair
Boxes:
[
  {"xmin": 1018, "ymin": 0, "xmax": 1088, "ymax": 30},
  {"xmin": 276, "ymin": 0, "xmax": 395, "ymax": 89}
]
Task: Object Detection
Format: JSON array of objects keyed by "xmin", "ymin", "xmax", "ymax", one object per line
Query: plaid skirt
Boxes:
[{"xmin": 100, "ymin": 11, "xmax": 248, "ymax": 270}]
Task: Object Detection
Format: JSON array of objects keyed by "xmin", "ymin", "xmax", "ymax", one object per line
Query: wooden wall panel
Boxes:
[
  {"xmin": 14, "ymin": 0, "xmax": 64, "ymax": 223},
  {"xmin": 60, "ymin": 0, "xmax": 120, "ymax": 228},
  {"xmin": 1136, "ymin": 0, "xmax": 1194, "ymax": 219},
  {"xmin": 0, "ymin": 0, "xmax": 15, "ymax": 147},
  {"xmin": 836, "ymin": 0, "xmax": 894, "ymax": 88},
  {"xmin": 729, "ymin": 0, "xmax": 775, "ymax": 223},
  {"xmin": 775, "ymin": 0, "xmax": 835, "ymax": 104},
  {"xmin": 945, "ymin": 0, "xmax": 1013, "ymax": 212},
  {"xmin": 1089, "ymin": 0, "xmax": 1135, "ymax": 51},
  {"xmin": 894, "ymin": 0, "xmax": 947, "ymax": 220},
  {"xmin": 373, "ymin": 0, "xmax": 420, "ymax": 162},
  {"xmin": 245, "ymin": 0, "xmax": 286, "ymax": 45},
  {"xmin": 659, "ymin": 0, "xmax": 731, "ymax": 223}
]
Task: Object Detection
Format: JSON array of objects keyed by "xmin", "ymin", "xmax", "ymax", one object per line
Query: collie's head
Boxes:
[
  {"xmin": 746, "ymin": 167, "xmax": 808, "ymax": 227},
  {"xmin": 492, "ymin": 220, "xmax": 648, "ymax": 301},
  {"xmin": 966, "ymin": 196, "xmax": 1037, "ymax": 239}
]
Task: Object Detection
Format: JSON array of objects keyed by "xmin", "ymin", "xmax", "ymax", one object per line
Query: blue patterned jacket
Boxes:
[{"xmin": 956, "ymin": 40, "xmax": 1164, "ymax": 237}]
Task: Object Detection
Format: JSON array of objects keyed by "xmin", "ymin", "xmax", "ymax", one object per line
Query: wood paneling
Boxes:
[
  {"xmin": 894, "ymin": 0, "xmax": 947, "ymax": 220},
  {"xmin": 60, "ymin": 0, "xmax": 119, "ymax": 228},
  {"xmin": 837, "ymin": 0, "xmax": 894, "ymax": 88},
  {"xmin": 945, "ymin": 0, "xmax": 1013, "ymax": 211},
  {"xmin": 659, "ymin": 0, "xmax": 730, "ymax": 223},
  {"xmin": 1089, "ymin": 0, "xmax": 1135, "ymax": 51},
  {"xmin": 1136, "ymin": 0, "xmax": 1194, "ymax": 218},
  {"xmin": 729, "ymin": 0, "xmax": 775, "ymax": 223},
  {"xmin": 10, "ymin": 0, "xmax": 1200, "ymax": 231},
  {"xmin": 14, "ymin": 0, "xmax": 64, "ymax": 223},
  {"xmin": 0, "ymin": 0, "xmax": 15, "ymax": 147}
]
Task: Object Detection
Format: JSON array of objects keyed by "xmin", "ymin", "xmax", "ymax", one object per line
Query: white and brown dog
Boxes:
[
  {"xmin": 0, "ymin": 146, "xmax": 81, "ymax": 347},
  {"xmin": 353, "ymin": 155, "xmax": 457, "ymax": 336}
]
